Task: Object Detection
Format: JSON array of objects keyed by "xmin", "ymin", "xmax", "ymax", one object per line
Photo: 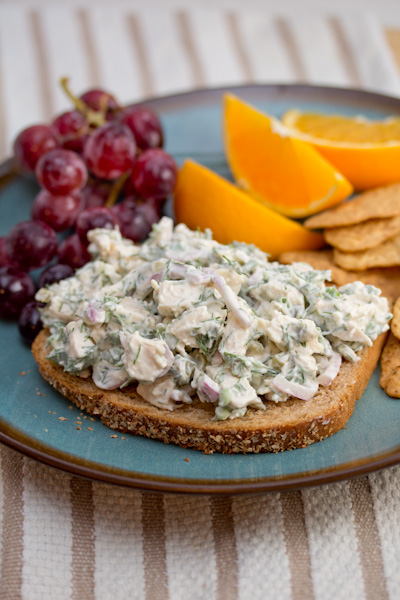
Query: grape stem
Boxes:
[
  {"xmin": 105, "ymin": 172, "xmax": 130, "ymax": 208},
  {"xmin": 60, "ymin": 77, "xmax": 105, "ymax": 127}
]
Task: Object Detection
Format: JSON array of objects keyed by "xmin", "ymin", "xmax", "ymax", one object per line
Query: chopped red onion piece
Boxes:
[
  {"xmin": 272, "ymin": 374, "xmax": 318, "ymax": 401},
  {"xmin": 198, "ymin": 374, "xmax": 220, "ymax": 403},
  {"xmin": 317, "ymin": 352, "xmax": 342, "ymax": 386}
]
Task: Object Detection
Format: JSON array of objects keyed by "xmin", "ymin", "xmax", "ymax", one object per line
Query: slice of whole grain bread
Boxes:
[{"xmin": 31, "ymin": 329, "xmax": 387, "ymax": 454}]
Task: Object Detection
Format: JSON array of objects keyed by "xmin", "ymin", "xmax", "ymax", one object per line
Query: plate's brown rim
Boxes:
[
  {"xmin": 0, "ymin": 420, "xmax": 399, "ymax": 494},
  {"xmin": 1, "ymin": 82, "xmax": 400, "ymax": 494}
]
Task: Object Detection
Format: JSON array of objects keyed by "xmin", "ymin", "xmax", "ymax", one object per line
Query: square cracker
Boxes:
[
  {"xmin": 305, "ymin": 183, "xmax": 400, "ymax": 229},
  {"xmin": 279, "ymin": 249, "xmax": 400, "ymax": 303},
  {"xmin": 380, "ymin": 332, "xmax": 400, "ymax": 398},
  {"xmin": 333, "ymin": 233, "xmax": 400, "ymax": 271},
  {"xmin": 324, "ymin": 215, "xmax": 400, "ymax": 252}
]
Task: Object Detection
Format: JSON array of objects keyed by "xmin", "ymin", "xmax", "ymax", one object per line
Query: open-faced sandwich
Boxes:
[{"xmin": 32, "ymin": 217, "xmax": 391, "ymax": 453}]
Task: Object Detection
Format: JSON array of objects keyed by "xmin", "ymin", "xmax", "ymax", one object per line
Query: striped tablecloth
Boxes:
[{"xmin": 1, "ymin": 2, "xmax": 400, "ymax": 599}]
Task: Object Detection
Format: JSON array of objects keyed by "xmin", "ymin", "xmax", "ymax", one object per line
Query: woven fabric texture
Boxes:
[{"xmin": 1, "ymin": 2, "xmax": 400, "ymax": 599}]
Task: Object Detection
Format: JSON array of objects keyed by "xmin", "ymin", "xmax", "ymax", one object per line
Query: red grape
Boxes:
[
  {"xmin": 84, "ymin": 123, "xmax": 136, "ymax": 180},
  {"xmin": 13, "ymin": 125, "xmax": 58, "ymax": 172},
  {"xmin": 36, "ymin": 149, "xmax": 87, "ymax": 195},
  {"xmin": 6, "ymin": 220, "xmax": 58, "ymax": 270},
  {"xmin": 80, "ymin": 89, "xmax": 118, "ymax": 113},
  {"xmin": 0, "ymin": 237, "xmax": 18, "ymax": 267},
  {"xmin": 120, "ymin": 106, "xmax": 163, "ymax": 150},
  {"xmin": 124, "ymin": 195, "xmax": 164, "ymax": 220},
  {"xmin": 111, "ymin": 198, "xmax": 162, "ymax": 243},
  {"xmin": 52, "ymin": 111, "xmax": 88, "ymax": 154},
  {"xmin": 76, "ymin": 206, "xmax": 119, "ymax": 244},
  {"xmin": 0, "ymin": 266, "xmax": 36, "ymax": 318},
  {"xmin": 39, "ymin": 263, "xmax": 74, "ymax": 288},
  {"xmin": 52, "ymin": 110, "xmax": 87, "ymax": 140},
  {"xmin": 32, "ymin": 189, "xmax": 83, "ymax": 232},
  {"xmin": 130, "ymin": 149, "xmax": 177, "ymax": 199},
  {"xmin": 81, "ymin": 182, "xmax": 110, "ymax": 208},
  {"xmin": 18, "ymin": 301, "xmax": 43, "ymax": 343},
  {"xmin": 58, "ymin": 234, "xmax": 91, "ymax": 268}
]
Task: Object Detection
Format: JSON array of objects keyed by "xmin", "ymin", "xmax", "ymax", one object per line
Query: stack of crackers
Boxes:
[{"xmin": 279, "ymin": 182, "xmax": 400, "ymax": 399}]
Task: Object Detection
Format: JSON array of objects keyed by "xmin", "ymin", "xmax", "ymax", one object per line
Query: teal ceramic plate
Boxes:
[{"xmin": 1, "ymin": 84, "xmax": 400, "ymax": 494}]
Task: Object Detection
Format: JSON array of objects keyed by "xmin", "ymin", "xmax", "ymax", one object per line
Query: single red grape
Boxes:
[
  {"xmin": 52, "ymin": 111, "xmax": 89, "ymax": 154},
  {"xmin": 0, "ymin": 266, "xmax": 36, "ymax": 318},
  {"xmin": 130, "ymin": 149, "xmax": 177, "ymax": 199},
  {"xmin": 111, "ymin": 198, "xmax": 161, "ymax": 243},
  {"xmin": 18, "ymin": 301, "xmax": 43, "ymax": 344},
  {"xmin": 52, "ymin": 110, "xmax": 87, "ymax": 140},
  {"xmin": 124, "ymin": 195, "xmax": 164, "ymax": 220},
  {"xmin": 80, "ymin": 89, "xmax": 118, "ymax": 113},
  {"xmin": 13, "ymin": 125, "xmax": 58, "ymax": 172},
  {"xmin": 110, "ymin": 203, "xmax": 149, "ymax": 243},
  {"xmin": 76, "ymin": 206, "xmax": 119, "ymax": 244},
  {"xmin": 58, "ymin": 234, "xmax": 91, "ymax": 269},
  {"xmin": 6, "ymin": 220, "xmax": 58, "ymax": 270},
  {"xmin": 0, "ymin": 237, "xmax": 18, "ymax": 268},
  {"xmin": 39, "ymin": 263, "xmax": 74, "ymax": 288},
  {"xmin": 83, "ymin": 123, "xmax": 136, "ymax": 180},
  {"xmin": 32, "ymin": 189, "xmax": 83, "ymax": 232},
  {"xmin": 36, "ymin": 149, "xmax": 87, "ymax": 195},
  {"xmin": 81, "ymin": 182, "xmax": 110, "ymax": 208},
  {"xmin": 120, "ymin": 106, "xmax": 163, "ymax": 150}
]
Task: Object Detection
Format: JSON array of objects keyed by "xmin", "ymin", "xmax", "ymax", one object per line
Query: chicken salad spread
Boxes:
[{"xmin": 36, "ymin": 217, "xmax": 391, "ymax": 420}]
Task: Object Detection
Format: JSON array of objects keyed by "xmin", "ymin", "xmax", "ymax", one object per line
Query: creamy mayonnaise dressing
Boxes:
[{"xmin": 36, "ymin": 217, "xmax": 391, "ymax": 420}]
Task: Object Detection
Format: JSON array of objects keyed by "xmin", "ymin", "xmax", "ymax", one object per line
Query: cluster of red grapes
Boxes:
[{"xmin": 0, "ymin": 83, "xmax": 178, "ymax": 344}]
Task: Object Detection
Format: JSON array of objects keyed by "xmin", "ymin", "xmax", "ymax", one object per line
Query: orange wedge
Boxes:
[
  {"xmin": 174, "ymin": 160, "xmax": 325, "ymax": 258},
  {"xmin": 282, "ymin": 110, "xmax": 400, "ymax": 190},
  {"xmin": 223, "ymin": 94, "xmax": 352, "ymax": 218}
]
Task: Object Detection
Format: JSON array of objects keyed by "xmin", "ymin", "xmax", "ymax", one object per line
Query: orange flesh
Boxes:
[
  {"xmin": 174, "ymin": 160, "xmax": 325, "ymax": 259},
  {"xmin": 282, "ymin": 110, "xmax": 400, "ymax": 190},
  {"xmin": 223, "ymin": 95, "xmax": 352, "ymax": 217}
]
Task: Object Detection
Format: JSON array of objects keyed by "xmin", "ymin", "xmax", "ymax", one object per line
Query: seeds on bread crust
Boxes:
[{"xmin": 32, "ymin": 329, "xmax": 387, "ymax": 453}]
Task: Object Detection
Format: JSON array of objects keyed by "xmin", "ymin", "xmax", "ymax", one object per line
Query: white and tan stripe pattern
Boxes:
[
  {"xmin": 1, "ymin": 5, "xmax": 400, "ymax": 599},
  {"xmin": 211, "ymin": 496, "xmax": 239, "ymax": 600},
  {"xmin": 349, "ymin": 478, "xmax": 389, "ymax": 600},
  {"xmin": 281, "ymin": 491, "xmax": 314, "ymax": 600}
]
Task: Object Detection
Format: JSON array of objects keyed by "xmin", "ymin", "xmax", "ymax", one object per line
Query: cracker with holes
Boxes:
[
  {"xmin": 333, "ymin": 233, "xmax": 400, "ymax": 271},
  {"xmin": 305, "ymin": 183, "xmax": 400, "ymax": 229},
  {"xmin": 324, "ymin": 215, "xmax": 400, "ymax": 252}
]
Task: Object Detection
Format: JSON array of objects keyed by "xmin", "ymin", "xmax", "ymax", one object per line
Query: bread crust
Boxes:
[{"xmin": 32, "ymin": 329, "xmax": 387, "ymax": 454}]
